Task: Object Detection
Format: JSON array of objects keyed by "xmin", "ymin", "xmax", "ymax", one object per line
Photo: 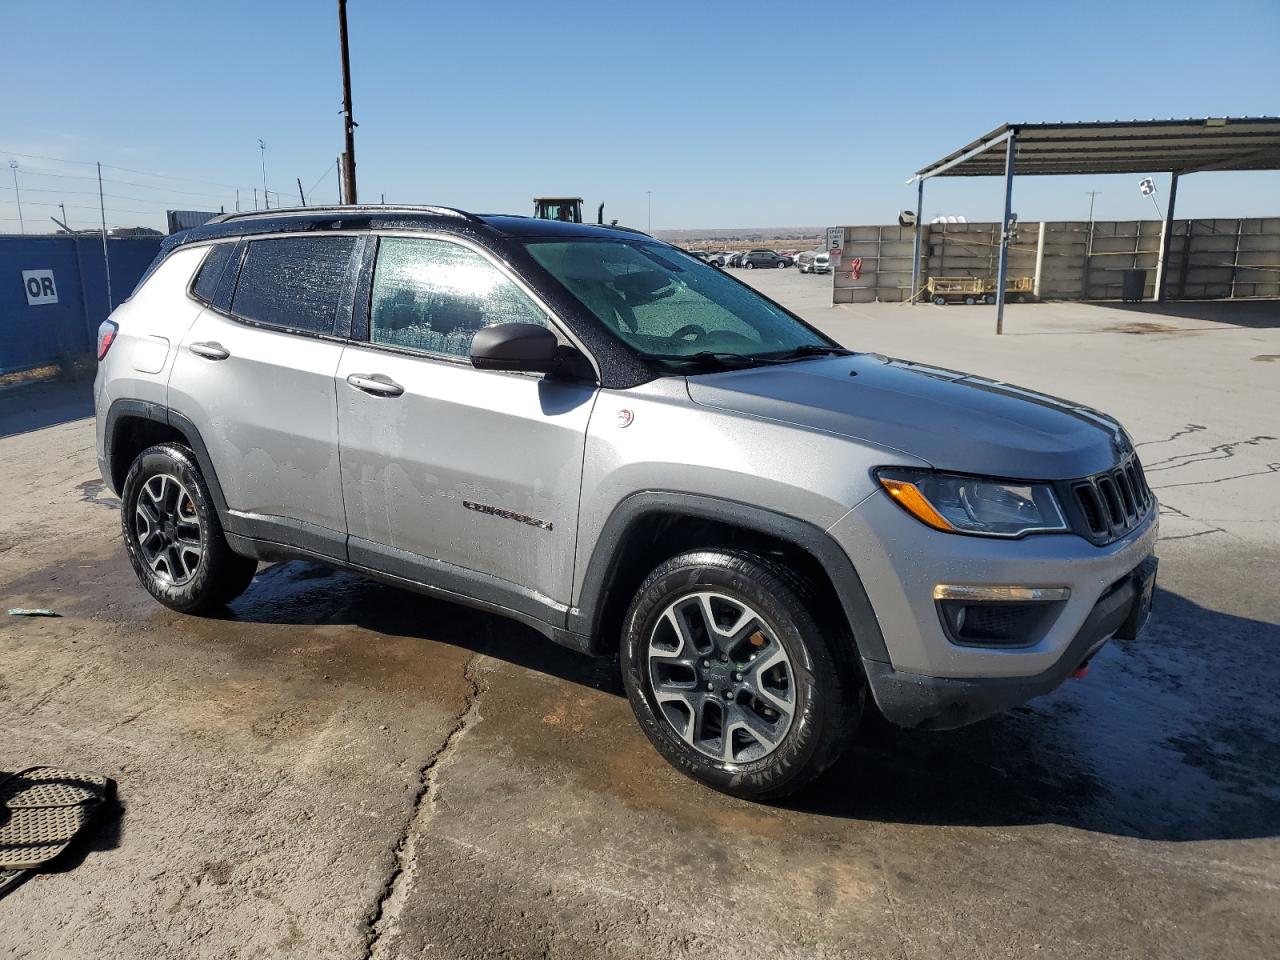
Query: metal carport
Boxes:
[{"xmin": 907, "ymin": 117, "xmax": 1280, "ymax": 332}]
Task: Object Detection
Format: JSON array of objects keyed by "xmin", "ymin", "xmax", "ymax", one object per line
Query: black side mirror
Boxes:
[{"xmin": 469, "ymin": 323, "xmax": 561, "ymax": 373}]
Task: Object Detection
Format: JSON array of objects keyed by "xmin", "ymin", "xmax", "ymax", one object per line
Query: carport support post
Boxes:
[
  {"xmin": 995, "ymin": 131, "xmax": 1017, "ymax": 334},
  {"xmin": 1154, "ymin": 171, "xmax": 1179, "ymax": 303},
  {"xmin": 909, "ymin": 178, "xmax": 924, "ymax": 303}
]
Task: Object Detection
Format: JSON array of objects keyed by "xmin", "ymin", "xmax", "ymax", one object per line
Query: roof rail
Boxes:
[{"xmin": 211, "ymin": 204, "xmax": 482, "ymax": 224}]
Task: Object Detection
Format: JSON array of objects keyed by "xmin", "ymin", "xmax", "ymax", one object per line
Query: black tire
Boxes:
[
  {"xmin": 745, "ymin": 261, "xmax": 755, "ymax": 270},
  {"xmin": 120, "ymin": 443, "xmax": 258, "ymax": 614},
  {"xmin": 620, "ymin": 548, "xmax": 863, "ymax": 800},
  {"xmin": 964, "ymin": 296, "xmax": 977, "ymax": 305},
  {"xmin": 776, "ymin": 260, "xmax": 787, "ymax": 268},
  {"xmin": 933, "ymin": 295, "xmax": 947, "ymax": 305}
]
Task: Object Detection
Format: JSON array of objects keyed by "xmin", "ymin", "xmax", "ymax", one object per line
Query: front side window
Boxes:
[
  {"xmin": 524, "ymin": 239, "xmax": 833, "ymax": 366},
  {"xmin": 369, "ymin": 237, "xmax": 550, "ymax": 359},
  {"xmin": 230, "ymin": 236, "xmax": 357, "ymax": 335}
]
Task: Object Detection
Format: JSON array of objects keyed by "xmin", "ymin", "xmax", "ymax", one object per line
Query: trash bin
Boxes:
[{"xmin": 1122, "ymin": 269, "xmax": 1147, "ymax": 302}]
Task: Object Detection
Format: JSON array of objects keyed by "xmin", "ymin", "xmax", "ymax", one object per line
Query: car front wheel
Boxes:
[
  {"xmin": 120, "ymin": 443, "xmax": 258, "ymax": 614},
  {"xmin": 620, "ymin": 549, "xmax": 862, "ymax": 800}
]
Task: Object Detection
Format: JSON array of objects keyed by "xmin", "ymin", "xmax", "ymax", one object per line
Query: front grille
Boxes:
[{"xmin": 1069, "ymin": 453, "xmax": 1153, "ymax": 543}]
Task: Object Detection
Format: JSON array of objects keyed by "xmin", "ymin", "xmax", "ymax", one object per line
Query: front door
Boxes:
[{"xmin": 336, "ymin": 235, "xmax": 597, "ymax": 615}]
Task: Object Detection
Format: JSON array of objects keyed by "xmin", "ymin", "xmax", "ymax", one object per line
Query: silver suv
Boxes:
[{"xmin": 95, "ymin": 205, "xmax": 1158, "ymax": 799}]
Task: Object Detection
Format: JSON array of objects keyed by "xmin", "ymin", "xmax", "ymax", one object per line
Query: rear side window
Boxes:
[
  {"xmin": 191, "ymin": 243, "xmax": 237, "ymax": 305},
  {"xmin": 231, "ymin": 236, "xmax": 357, "ymax": 336}
]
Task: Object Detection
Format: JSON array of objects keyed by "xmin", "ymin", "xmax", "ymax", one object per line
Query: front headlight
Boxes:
[{"xmin": 876, "ymin": 468, "xmax": 1068, "ymax": 538}]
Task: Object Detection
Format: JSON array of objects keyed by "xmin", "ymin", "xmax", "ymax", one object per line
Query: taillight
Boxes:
[{"xmin": 97, "ymin": 320, "xmax": 119, "ymax": 361}]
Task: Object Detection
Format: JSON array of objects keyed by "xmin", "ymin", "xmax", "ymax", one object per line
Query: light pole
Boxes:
[
  {"xmin": 259, "ymin": 140, "xmax": 269, "ymax": 209},
  {"xmin": 646, "ymin": 190, "xmax": 652, "ymax": 233},
  {"xmin": 9, "ymin": 161, "xmax": 24, "ymax": 234}
]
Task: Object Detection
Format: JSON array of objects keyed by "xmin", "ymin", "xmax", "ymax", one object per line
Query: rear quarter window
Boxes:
[
  {"xmin": 190, "ymin": 243, "xmax": 237, "ymax": 305},
  {"xmin": 230, "ymin": 236, "xmax": 357, "ymax": 336}
]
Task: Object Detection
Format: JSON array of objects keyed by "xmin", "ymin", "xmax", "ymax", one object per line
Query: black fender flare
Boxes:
[
  {"xmin": 104, "ymin": 399, "xmax": 228, "ymax": 514},
  {"xmin": 570, "ymin": 491, "xmax": 889, "ymax": 662}
]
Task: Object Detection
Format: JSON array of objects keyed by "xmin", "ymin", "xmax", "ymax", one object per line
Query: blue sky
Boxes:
[{"xmin": 2, "ymin": 0, "xmax": 1278, "ymax": 232}]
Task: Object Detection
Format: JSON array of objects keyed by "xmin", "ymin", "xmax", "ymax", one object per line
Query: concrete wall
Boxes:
[
  {"xmin": 0, "ymin": 235, "xmax": 161, "ymax": 375},
  {"xmin": 831, "ymin": 217, "xmax": 1280, "ymax": 304}
]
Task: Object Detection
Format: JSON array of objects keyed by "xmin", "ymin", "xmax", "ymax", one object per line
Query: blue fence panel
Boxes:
[{"xmin": 0, "ymin": 234, "xmax": 162, "ymax": 375}]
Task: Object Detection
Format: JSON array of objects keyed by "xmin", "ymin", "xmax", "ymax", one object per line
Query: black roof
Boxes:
[{"xmin": 170, "ymin": 205, "xmax": 650, "ymax": 247}]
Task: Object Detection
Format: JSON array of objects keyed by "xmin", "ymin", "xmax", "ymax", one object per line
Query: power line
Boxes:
[{"xmin": 1, "ymin": 149, "xmax": 256, "ymax": 192}]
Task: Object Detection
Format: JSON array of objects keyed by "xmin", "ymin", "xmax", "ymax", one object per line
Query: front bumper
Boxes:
[
  {"xmin": 828, "ymin": 488, "xmax": 1158, "ymax": 729},
  {"xmin": 863, "ymin": 555, "xmax": 1156, "ymax": 729}
]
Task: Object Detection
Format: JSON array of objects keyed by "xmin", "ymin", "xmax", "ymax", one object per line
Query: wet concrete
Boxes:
[{"xmin": 3, "ymin": 287, "xmax": 1280, "ymax": 958}]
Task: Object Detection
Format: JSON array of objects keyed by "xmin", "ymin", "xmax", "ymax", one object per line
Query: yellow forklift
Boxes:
[{"xmin": 533, "ymin": 197, "xmax": 615, "ymax": 226}]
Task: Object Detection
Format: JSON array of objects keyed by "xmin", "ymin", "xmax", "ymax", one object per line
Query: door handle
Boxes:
[
  {"xmin": 189, "ymin": 341, "xmax": 230, "ymax": 361},
  {"xmin": 346, "ymin": 373, "xmax": 405, "ymax": 397}
]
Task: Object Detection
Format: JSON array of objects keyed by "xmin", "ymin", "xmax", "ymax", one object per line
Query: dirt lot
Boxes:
[{"xmin": 2, "ymin": 280, "xmax": 1278, "ymax": 959}]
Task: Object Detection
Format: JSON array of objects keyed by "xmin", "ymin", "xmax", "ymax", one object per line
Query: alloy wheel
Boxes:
[
  {"xmin": 133, "ymin": 473, "xmax": 204, "ymax": 586},
  {"xmin": 648, "ymin": 591, "xmax": 795, "ymax": 763}
]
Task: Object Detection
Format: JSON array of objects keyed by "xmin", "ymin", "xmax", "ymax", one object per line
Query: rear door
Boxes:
[
  {"xmin": 169, "ymin": 233, "xmax": 363, "ymax": 560},
  {"xmin": 336, "ymin": 233, "xmax": 596, "ymax": 613}
]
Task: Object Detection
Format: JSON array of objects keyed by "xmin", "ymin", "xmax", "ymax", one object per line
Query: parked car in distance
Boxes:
[
  {"xmin": 796, "ymin": 250, "xmax": 831, "ymax": 274},
  {"xmin": 721, "ymin": 251, "xmax": 744, "ymax": 268},
  {"xmin": 95, "ymin": 204, "xmax": 1158, "ymax": 800},
  {"xmin": 741, "ymin": 249, "xmax": 792, "ymax": 269}
]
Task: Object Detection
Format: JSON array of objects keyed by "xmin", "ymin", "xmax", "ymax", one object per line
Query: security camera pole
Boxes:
[{"xmin": 338, "ymin": 0, "xmax": 358, "ymax": 204}]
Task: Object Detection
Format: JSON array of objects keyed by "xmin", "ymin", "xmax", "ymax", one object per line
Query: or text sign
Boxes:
[{"xmin": 22, "ymin": 270, "xmax": 59, "ymax": 306}]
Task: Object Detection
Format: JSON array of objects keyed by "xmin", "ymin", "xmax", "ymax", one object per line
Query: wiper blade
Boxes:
[
  {"xmin": 769, "ymin": 344, "xmax": 851, "ymax": 360},
  {"xmin": 647, "ymin": 351, "xmax": 778, "ymax": 369}
]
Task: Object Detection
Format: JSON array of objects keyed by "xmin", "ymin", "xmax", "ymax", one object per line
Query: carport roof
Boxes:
[{"xmin": 913, "ymin": 117, "xmax": 1280, "ymax": 180}]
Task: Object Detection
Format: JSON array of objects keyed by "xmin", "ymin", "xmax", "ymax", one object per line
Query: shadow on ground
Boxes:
[
  {"xmin": 0, "ymin": 380, "xmax": 94, "ymax": 440},
  {"xmin": 224, "ymin": 562, "xmax": 1280, "ymax": 844},
  {"xmin": 1085, "ymin": 298, "xmax": 1280, "ymax": 330}
]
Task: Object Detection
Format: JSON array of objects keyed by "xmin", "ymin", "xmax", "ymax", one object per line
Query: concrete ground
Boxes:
[{"xmin": 2, "ymin": 280, "xmax": 1278, "ymax": 959}]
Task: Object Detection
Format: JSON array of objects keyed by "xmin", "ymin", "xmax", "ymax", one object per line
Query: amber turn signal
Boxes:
[{"xmin": 878, "ymin": 476, "xmax": 955, "ymax": 532}]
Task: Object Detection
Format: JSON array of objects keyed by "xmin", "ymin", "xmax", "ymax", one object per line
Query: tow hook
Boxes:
[{"xmin": 1071, "ymin": 660, "xmax": 1091, "ymax": 680}]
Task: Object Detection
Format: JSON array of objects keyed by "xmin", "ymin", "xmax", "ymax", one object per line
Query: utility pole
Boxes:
[
  {"xmin": 337, "ymin": 156, "xmax": 344, "ymax": 203},
  {"xmin": 298, "ymin": 177, "xmax": 307, "ymax": 206},
  {"xmin": 236, "ymin": 188, "xmax": 240, "ymax": 212},
  {"xmin": 259, "ymin": 140, "xmax": 269, "ymax": 209},
  {"xmin": 253, "ymin": 187, "xmax": 258, "ymax": 211},
  {"xmin": 97, "ymin": 162, "xmax": 113, "ymax": 310},
  {"xmin": 59, "ymin": 202, "xmax": 69, "ymax": 230},
  {"xmin": 9, "ymin": 161, "xmax": 24, "ymax": 234},
  {"xmin": 338, "ymin": 0, "xmax": 358, "ymax": 203},
  {"xmin": 646, "ymin": 190, "xmax": 652, "ymax": 233}
]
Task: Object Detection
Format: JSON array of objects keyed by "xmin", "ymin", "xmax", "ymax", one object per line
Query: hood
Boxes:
[{"xmin": 686, "ymin": 354, "xmax": 1128, "ymax": 480}]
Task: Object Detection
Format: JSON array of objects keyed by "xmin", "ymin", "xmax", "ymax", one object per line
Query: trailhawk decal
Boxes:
[{"xmin": 463, "ymin": 500, "xmax": 553, "ymax": 531}]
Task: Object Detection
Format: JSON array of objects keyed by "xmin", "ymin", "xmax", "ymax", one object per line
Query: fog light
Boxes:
[{"xmin": 934, "ymin": 585, "xmax": 1069, "ymax": 647}]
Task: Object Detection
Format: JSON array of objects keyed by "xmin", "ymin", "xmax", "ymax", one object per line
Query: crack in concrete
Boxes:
[
  {"xmin": 1152, "ymin": 461, "xmax": 1280, "ymax": 491},
  {"xmin": 1137, "ymin": 423, "xmax": 1206, "ymax": 448},
  {"xmin": 1144, "ymin": 435, "xmax": 1277, "ymax": 472},
  {"xmin": 361, "ymin": 654, "xmax": 488, "ymax": 960}
]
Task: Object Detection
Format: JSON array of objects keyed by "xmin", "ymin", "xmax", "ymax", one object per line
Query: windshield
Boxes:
[{"xmin": 524, "ymin": 239, "xmax": 838, "ymax": 368}]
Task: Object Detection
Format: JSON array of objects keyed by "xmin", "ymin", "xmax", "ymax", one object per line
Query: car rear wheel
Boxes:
[
  {"xmin": 120, "ymin": 443, "xmax": 258, "ymax": 614},
  {"xmin": 620, "ymin": 548, "xmax": 863, "ymax": 800},
  {"xmin": 964, "ymin": 295, "xmax": 977, "ymax": 305},
  {"xmin": 745, "ymin": 262, "xmax": 755, "ymax": 270}
]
